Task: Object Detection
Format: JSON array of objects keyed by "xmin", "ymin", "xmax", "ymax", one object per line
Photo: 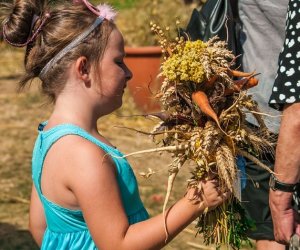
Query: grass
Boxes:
[
  {"xmin": 90, "ymin": 0, "xmax": 140, "ymax": 9},
  {"xmin": 114, "ymin": 0, "xmax": 197, "ymax": 46},
  {"xmin": 105, "ymin": 0, "xmax": 139, "ymax": 9}
]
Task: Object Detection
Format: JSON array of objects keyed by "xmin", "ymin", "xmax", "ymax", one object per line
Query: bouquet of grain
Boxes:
[{"xmin": 125, "ymin": 22, "xmax": 275, "ymax": 249}]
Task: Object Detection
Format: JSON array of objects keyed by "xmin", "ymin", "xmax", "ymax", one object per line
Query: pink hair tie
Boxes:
[
  {"xmin": 73, "ymin": 0, "xmax": 116, "ymax": 21},
  {"xmin": 3, "ymin": 12, "xmax": 50, "ymax": 48}
]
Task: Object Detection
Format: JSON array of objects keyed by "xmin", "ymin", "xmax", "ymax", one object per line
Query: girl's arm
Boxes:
[
  {"xmin": 67, "ymin": 137, "xmax": 227, "ymax": 250},
  {"xmin": 29, "ymin": 184, "xmax": 46, "ymax": 246}
]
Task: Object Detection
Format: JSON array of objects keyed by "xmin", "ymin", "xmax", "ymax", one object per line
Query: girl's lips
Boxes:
[{"xmin": 122, "ymin": 83, "xmax": 127, "ymax": 92}]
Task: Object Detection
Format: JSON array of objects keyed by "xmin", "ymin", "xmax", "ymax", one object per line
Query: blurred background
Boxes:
[{"xmin": 0, "ymin": 0, "xmax": 254, "ymax": 249}]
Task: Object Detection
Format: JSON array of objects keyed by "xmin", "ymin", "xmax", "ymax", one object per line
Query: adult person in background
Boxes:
[
  {"xmin": 269, "ymin": 0, "xmax": 300, "ymax": 245},
  {"xmin": 238, "ymin": 0, "xmax": 289, "ymax": 249}
]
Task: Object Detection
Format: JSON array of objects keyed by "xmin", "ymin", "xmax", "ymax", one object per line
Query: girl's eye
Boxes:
[
  {"xmin": 116, "ymin": 60, "xmax": 125, "ymax": 67},
  {"xmin": 115, "ymin": 56, "xmax": 125, "ymax": 65}
]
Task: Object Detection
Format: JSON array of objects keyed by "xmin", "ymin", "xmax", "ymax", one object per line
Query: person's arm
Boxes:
[
  {"xmin": 29, "ymin": 184, "xmax": 46, "ymax": 246},
  {"xmin": 66, "ymin": 136, "xmax": 227, "ymax": 250},
  {"xmin": 269, "ymin": 103, "xmax": 300, "ymax": 244}
]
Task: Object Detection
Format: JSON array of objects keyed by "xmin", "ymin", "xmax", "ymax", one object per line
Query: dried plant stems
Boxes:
[
  {"xmin": 236, "ymin": 149, "xmax": 275, "ymax": 174},
  {"xmin": 123, "ymin": 29, "xmax": 274, "ymax": 249},
  {"xmin": 121, "ymin": 144, "xmax": 189, "ymax": 158}
]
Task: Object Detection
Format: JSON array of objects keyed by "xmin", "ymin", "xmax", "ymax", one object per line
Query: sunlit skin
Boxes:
[
  {"xmin": 29, "ymin": 27, "xmax": 229, "ymax": 249},
  {"xmin": 270, "ymin": 103, "xmax": 300, "ymax": 245}
]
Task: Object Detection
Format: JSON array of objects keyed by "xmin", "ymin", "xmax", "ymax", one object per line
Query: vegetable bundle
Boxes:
[{"xmin": 127, "ymin": 22, "xmax": 275, "ymax": 249}]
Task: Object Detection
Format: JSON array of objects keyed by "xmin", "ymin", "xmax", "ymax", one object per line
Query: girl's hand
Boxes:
[{"xmin": 186, "ymin": 179, "xmax": 230, "ymax": 213}]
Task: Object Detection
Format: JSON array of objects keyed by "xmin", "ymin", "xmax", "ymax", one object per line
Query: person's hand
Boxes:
[
  {"xmin": 269, "ymin": 189, "xmax": 300, "ymax": 244},
  {"xmin": 186, "ymin": 178, "xmax": 230, "ymax": 213}
]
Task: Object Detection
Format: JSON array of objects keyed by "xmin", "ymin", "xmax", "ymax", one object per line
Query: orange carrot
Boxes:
[
  {"xmin": 203, "ymin": 75, "xmax": 218, "ymax": 89},
  {"xmin": 224, "ymin": 75, "xmax": 259, "ymax": 95},
  {"xmin": 227, "ymin": 69, "xmax": 256, "ymax": 78},
  {"xmin": 246, "ymin": 76, "xmax": 259, "ymax": 87},
  {"xmin": 192, "ymin": 90, "xmax": 219, "ymax": 125}
]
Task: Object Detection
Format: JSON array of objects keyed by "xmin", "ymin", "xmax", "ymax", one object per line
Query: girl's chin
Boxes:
[
  {"xmin": 112, "ymin": 100, "xmax": 123, "ymax": 111},
  {"xmin": 98, "ymin": 100, "xmax": 122, "ymax": 115}
]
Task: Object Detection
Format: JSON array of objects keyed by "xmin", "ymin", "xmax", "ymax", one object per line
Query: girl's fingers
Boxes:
[
  {"xmin": 207, "ymin": 169, "xmax": 218, "ymax": 180},
  {"xmin": 205, "ymin": 178, "xmax": 219, "ymax": 187},
  {"xmin": 295, "ymin": 223, "xmax": 300, "ymax": 236},
  {"xmin": 222, "ymin": 191, "xmax": 230, "ymax": 199}
]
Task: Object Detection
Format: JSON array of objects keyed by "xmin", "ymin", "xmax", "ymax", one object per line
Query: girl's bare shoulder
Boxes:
[{"xmin": 47, "ymin": 134, "xmax": 116, "ymax": 178}]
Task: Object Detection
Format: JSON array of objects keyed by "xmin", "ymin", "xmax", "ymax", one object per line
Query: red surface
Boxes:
[{"xmin": 125, "ymin": 46, "xmax": 162, "ymax": 113}]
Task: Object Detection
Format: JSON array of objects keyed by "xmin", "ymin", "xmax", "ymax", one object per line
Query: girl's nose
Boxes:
[{"xmin": 125, "ymin": 64, "xmax": 133, "ymax": 81}]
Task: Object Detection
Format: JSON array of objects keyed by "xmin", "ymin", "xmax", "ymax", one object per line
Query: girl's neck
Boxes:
[
  {"xmin": 47, "ymin": 94, "xmax": 100, "ymax": 134},
  {"xmin": 47, "ymin": 112, "xmax": 98, "ymax": 134}
]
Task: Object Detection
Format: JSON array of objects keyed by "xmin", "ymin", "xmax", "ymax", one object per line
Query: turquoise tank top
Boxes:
[{"xmin": 31, "ymin": 122, "xmax": 149, "ymax": 249}]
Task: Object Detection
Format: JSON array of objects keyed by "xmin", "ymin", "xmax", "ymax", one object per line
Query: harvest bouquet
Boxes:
[{"xmin": 124, "ymin": 22, "xmax": 275, "ymax": 249}]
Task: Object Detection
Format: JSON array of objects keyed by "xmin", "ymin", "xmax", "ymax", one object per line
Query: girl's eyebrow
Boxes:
[{"xmin": 116, "ymin": 53, "xmax": 125, "ymax": 58}]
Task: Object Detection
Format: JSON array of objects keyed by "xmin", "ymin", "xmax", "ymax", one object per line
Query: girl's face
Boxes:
[{"xmin": 93, "ymin": 27, "xmax": 132, "ymax": 112}]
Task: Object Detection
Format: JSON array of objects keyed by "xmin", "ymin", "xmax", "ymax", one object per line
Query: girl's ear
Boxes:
[{"xmin": 75, "ymin": 56, "xmax": 91, "ymax": 86}]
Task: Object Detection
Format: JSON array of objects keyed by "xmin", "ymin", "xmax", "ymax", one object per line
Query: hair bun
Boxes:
[{"xmin": 3, "ymin": 0, "xmax": 43, "ymax": 46}]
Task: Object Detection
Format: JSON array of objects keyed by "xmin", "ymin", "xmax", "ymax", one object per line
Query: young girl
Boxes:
[{"xmin": 2, "ymin": 0, "xmax": 229, "ymax": 249}]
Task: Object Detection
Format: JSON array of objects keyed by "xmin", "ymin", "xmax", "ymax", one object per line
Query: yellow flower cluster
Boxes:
[{"xmin": 162, "ymin": 40, "xmax": 207, "ymax": 83}]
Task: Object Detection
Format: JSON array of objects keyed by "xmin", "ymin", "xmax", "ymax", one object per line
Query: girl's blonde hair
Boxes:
[{"xmin": 1, "ymin": 0, "xmax": 115, "ymax": 102}]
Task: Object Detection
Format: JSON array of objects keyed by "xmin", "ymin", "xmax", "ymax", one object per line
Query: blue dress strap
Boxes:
[
  {"xmin": 31, "ymin": 122, "xmax": 148, "ymax": 224},
  {"xmin": 34, "ymin": 123, "xmax": 124, "ymax": 196}
]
